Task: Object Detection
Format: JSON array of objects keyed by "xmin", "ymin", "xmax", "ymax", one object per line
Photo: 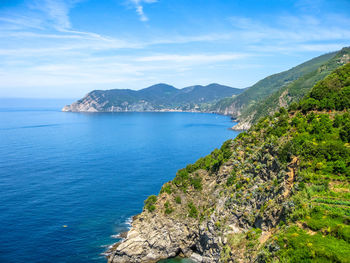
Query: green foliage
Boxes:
[
  {"xmin": 160, "ymin": 183, "xmax": 172, "ymax": 194},
  {"xmin": 340, "ymin": 117, "xmax": 350, "ymax": 143},
  {"xmin": 276, "ymin": 226, "xmax": 350, "ymax": 263},
  {"xmin": 144, "ymin": 195, "xmax": 157, "ymax": 212},
  {"xmin": 190, "ymin": 174, "xmax": 202, "ymax": 190},
  {"xmin": 300, "ymin": 98, "xmax": 319, "ymax": 113},
  {"xmin": 175, "ymin": 196, "xmax": 181, "ymax": 204},
  {"xmin": 221, "ymin": 50, "xmax": 338, "ymax": 123},
  {"xmin": 246, "ymin": 228, "xmax": 262, "ymax": 240},
  {"xmin": 236, "ymin": 48, "xmax": 349, "ymax": 127},
  {"xmin": 226, "ymin": 173, "xmax": 237, "ymax": 186},
  {"xmin": 220, "ymin": 140, "xmax": 233, "ymax": 160},
  {"xmin": 164, "ymin": 201, "xmax": 173, "ymax": 215},
  {"xmin": 299, "ymin": 63, "xmax": 350, "ymax": 112},
  {"xmin": 173, "ymin": 168, "xmax": 190, "ymax": 191},
  {"xmin": 188, "ymin": 202, "xmax": 198, "ymax": 218}
]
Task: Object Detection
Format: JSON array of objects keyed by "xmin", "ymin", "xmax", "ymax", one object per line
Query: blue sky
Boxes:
[{"xmin": 0, "ymin": 0, "xmax": 349, "ymax": 98}]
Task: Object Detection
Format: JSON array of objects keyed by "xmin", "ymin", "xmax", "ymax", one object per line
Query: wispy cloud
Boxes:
[
  {"xmin": 229, "ymin": 14, "xmax": 350, "ymax": 52},
  {"xmin": 136, "ymin": 53, "xmax": 248, "ymax": 63},
  {"xmin": 28, "ymin": 0, "xmax": 75, "ymax": 30},
  {"xmin": 230, "ymin": 16, "xmax": 350, "ymax": 45},
  {"xmin": 128, "ymin": 0, "xmax": 158, "ymax": 22},
  {"xmin": 0, "ymin": 1, "xmax": 349, "ymax": 97}
]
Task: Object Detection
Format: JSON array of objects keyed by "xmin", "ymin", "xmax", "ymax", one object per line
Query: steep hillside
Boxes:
[
  {"xmin": 62, "ymin": 83, "xmax": 242, "ymax": 112},
  {"xmin": 211, "ymin": 50, "xmax": 338, "ymax": 118},
  {"xmin": 235, "ymin": 47, "xmax": 350, "ymax": 130},
  {"xmin": 107, "ymin": 63, "xmax": 350, "ymax": 263}
]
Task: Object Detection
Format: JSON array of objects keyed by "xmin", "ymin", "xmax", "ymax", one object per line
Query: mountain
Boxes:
[
  {"xmin": 233, "ymin": 47, "xmax": 350, "ymax": 129},
  {"xmin": 107, "ymin": 63, "xmax": 350, "ymax": 263},
  {"xmin": 211, "ymin": 47, "xmax": 350, "ymax": 129},
  {"xmin": 62, "ymin": 83, "xmax": 243, "ymax": 112}
]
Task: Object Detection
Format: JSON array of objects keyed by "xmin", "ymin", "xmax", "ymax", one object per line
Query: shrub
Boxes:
[
  {"xmin": 160, "ymin": 183, "xmax": 172, "ymax": 194},
  {"xmin": 190, "ymin": 174, "xmax": 202, "ymax": 190},
  {"xmin": 339, "ymin": 118, "xmax": 350, "ymax": 143},
  {"xmin": 175, "ymin": 196, "xmax": 181, "ymax": 204},
  {"xmin": 164, "ymin": 201, "xmax": 173, "ymax": 215},
  {"xmin": 226, "ymin": 174, "xmax": 236, "ymax": 186},
  {"xmin": 188, "ymin": 202, "xmax": 198, "ymax": 218},
  {"xmin": 299, "ymin": 98, "xmax": 319, "ymax": 113},
  {"xmin": 221, "ymin": 140, "xmax": 233, "ymax": 160},
  {"xmin": 144, "ymin": 195, "xmax": 157, "ymax": 212}
]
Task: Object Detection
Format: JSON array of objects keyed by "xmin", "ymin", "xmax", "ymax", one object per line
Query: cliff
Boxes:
[{"xmin": 107, "ymin": 63, "xmax": 350, "ymax": 263}]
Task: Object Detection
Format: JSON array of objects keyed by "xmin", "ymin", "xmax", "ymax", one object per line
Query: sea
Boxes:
[{"xmin": 0, "ymin": 98, "xmax": 240, "ymax": 263}]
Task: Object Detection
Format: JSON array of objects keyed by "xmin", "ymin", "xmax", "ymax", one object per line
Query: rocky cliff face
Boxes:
[
  {"xmin": 62, "ymin": 93, "xmax": 156, "ymax": 112},
  {"xmin": 108, "ymin": 131, "xmax": 298, "ymax": 263}
]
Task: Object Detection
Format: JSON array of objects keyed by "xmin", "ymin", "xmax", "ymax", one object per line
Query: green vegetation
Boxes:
[
  {"xmin": 160, "ymin": 183, "xmax": 173, "ymax": 194},
  {"xmin": 275, "ymin": 226, "xmax": 350, "ymax": 262},
  {"xmin": 212, "ymin": 49, "xmax": 339, "ymax": 117},
  {"xmin": 256, "ymin": 63, "xmax": 350, "ymax": 262},
  {"xmin": 175, "ymin": 196, "xmax": 181, "ymax": 204},
  {"xmin": 188, "ymin": 202, "xmax": 199, "ymax": 218},
  {"xmin": 144, "ymin": 195, "xmax": 157, "ymax": 212},
  {"xmin": 67, "ymin": 83, "xmax": 243, "ymax": 112},
  {"xmin": 140, "ymin": 62, "xmax": 350, "ymax": 262},
  {"xmin": 172, "ymin": 140, "xmax": 232, "ymax": 192},
  {"xmin": 223, "ymin": 47, "xmax": 350, "ymax": 129},
  {"xmin": 164, "ymin": 201, "xmax": 174, "ymax": 215}
]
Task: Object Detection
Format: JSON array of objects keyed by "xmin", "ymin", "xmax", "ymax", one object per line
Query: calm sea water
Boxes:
[{"xmin": 0, "ymin": 98, "xmax": 240, "ymax": 263}]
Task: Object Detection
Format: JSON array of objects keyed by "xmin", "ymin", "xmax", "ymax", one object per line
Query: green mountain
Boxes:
[
  {"xmin": 62, "ymin": 83, "xmax": 242, "ymax": 112},
  {"xmin": 108, "ymin": 63, "xmax": 350, "ymax": 263},
  {"xmin": 235, "ymin": 47, "xmax": 350, "ymax": 129},
  {"xmin": 211, "ymin": 47, "xmax": 350, "ymax": 129}
]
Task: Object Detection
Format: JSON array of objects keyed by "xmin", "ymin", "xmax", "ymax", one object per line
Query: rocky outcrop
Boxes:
[
  {"xmin": 62, "ymin": 93, "xmax": 156, "ymax": 112},
  {"xmin": 231, "ymin": 120, "xmax": 251, "ymax": 131},
  {"xmin": 107, "ymin": 135, "xmax": 298, "ymax": 263}
]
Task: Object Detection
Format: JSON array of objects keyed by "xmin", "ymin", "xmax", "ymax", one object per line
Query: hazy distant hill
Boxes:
[{"xmin": 62, "ymin": 83, "xmax": 243, "ymax": 112}]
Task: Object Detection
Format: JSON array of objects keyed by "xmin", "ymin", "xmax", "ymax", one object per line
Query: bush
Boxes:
[
  {"xmin": 144, "ymin": 195, "xmax": 157, "ymax": 212},
  {"xmin": 190, "ymin": 174, "xmax": 202, "ymax": 190},
  {"xmin": 226, "ymin": 174, "xmax": 236, "ymax": 186},
  {"xmin": 160, "ymin": 183, "xmax": 172, "ymax": 194},
  {"xmin": 175, "ymin": 196, "xmax": 181, "ymax": 204},
  {"xmin": 339, "ymin": 118, "xmax": 350, "ymax": 143},
  {"xmin": 221, "ymin": 140, "xmax": 233, "ymax": 160},
  {"xmin": 188, "ymin": 202, "xmax": 198, "ymax": 218},
  {"xmin": 164, "ymin": 201, "xmax": 173, "ymax": 215},
  {"xmin": 299, "ymin": 98, "xmax": 319, "ymax": 113}
]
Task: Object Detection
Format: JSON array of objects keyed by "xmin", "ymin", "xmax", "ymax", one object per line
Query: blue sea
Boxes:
[{"xmin": 0, "ymin": 98, "xmax": 240, "ymax": 263}]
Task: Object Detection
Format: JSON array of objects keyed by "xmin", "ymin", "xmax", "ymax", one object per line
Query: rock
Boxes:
[
  {"xmin": 190, "ymin": 253, "xmax": 203, "ymax": 262},
  {"xmin": 107, "ymin": 133, "xmax": 297, "ymax": 262}
]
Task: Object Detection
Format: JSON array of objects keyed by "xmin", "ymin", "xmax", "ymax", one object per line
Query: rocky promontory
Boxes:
[
  {"xmin": 62, "ymin": 83, "xmax": 242, "ymax": 113},
  {"xmin": 107, "ymin": 136, "xmax": 298, "ymax": 263},
  {"xmin": 107, "ymin": 63, "xmax": 350, "ymax": 262}
]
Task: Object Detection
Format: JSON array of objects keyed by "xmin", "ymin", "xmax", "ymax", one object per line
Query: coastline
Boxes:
[{"xmin": 62, "ymin": 107, "xmax": 249, "ymax": 132}]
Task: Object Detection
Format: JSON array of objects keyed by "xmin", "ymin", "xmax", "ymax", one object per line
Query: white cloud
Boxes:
[
  {"xmin": 228, "ymin": 14, "xmax": 350, "ymax": 50},
  {"xmin": 29, "ymin": 0, "xmax": 74, "ymax": 30},
  {"xmin": 128, "ymin": 0, "xmax": 158, "ymax": 22}
]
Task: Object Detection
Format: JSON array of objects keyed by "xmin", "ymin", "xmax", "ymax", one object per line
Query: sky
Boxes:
[{"xmin": 0, "ymin": 0, "xmax": 349, "ymax": 98}]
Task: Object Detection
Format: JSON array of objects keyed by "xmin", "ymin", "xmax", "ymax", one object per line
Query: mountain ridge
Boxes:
[
  {"xmin": 231, "ymin": 47, "xmax": 350, "ymax": 130},
  {"xmin": 62, "ymin": 83, "xmax": 243, "ymax": 112}
]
